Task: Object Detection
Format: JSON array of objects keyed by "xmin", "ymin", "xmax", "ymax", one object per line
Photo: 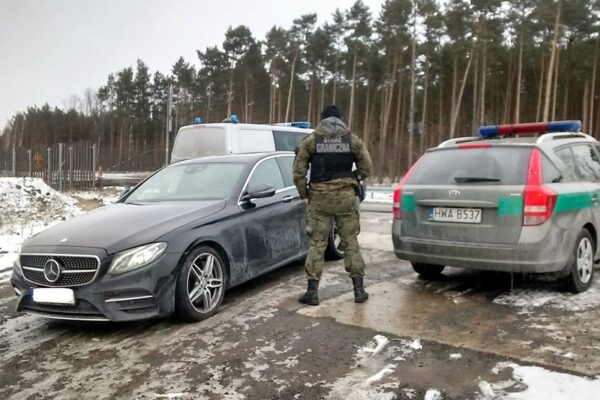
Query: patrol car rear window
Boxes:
[
  {"xmin": 171, "ymin": 127, "xmax": 227, "ymax": 160},
  {"xmin": 407, "ymin": 147, "xmax": 530, "ymax": 185}
]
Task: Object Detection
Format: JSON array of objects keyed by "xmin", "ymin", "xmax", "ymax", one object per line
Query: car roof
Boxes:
[
  {"xmin": 178, "ymin": 123, "xmax": 312, "ymax": 133},
  {"xmin": 173, "ymin": 151, "xmax": 294, "ymax": 165},
  {"xmin": 436, "ymin": 132, "xmax": 597, "ymax": 151}
]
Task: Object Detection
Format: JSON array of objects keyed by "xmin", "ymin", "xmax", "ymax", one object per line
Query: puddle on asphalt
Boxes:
[{"xmin": 298, "ymin": 277, "xmax": 600, "ymax": 376}]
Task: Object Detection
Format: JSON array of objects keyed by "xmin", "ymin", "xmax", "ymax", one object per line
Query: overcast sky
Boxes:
[{"xmin": 0, "ymin": 0, "xmax": 386, "ymax": 128}]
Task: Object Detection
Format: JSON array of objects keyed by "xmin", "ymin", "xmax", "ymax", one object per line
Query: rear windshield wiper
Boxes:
[{"xmin": 454, "ymin": 176, "xmax": 501, "ymax": 183}]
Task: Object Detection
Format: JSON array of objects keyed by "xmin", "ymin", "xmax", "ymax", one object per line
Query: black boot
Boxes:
[
  {"xmin": 298, "ymin": 279, "xmax": 319, "ymax": 306},
  {"xmin": 352, "ymin": 277, "xmax": 369, "ymax": 303}
]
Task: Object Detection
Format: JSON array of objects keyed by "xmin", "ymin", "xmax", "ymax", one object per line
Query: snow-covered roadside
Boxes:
[
  {"xmin": 0, "ymin": 178, "xmax": 83, "ymax": 282},
  {"xmin": 478, "ymin": 362, "xmax": 600, "ymax": 399},
  {"xmin": 70, "ymin": 187, "xmax": 124, "ymax": 207}
]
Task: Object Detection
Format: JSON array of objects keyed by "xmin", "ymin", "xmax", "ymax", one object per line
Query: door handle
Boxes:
[{"xmin": 282, "ymin": 195, "xmax": 294, "ymax": 203}]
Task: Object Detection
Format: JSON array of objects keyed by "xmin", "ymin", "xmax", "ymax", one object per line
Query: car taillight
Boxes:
[
  {"xmin": 523, "ymin": 148, "xmax": 557, "ymax": 226},
  {"xmin": 393, "ymin": 157, "xmax": 423, "ymax": 220}
]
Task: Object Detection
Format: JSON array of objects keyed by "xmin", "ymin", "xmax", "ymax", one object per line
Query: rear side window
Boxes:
[
  {"xmin": 407, "ymin": 147, "xmax": 530, "ymax": 185},
  {"xmin": 571, "ymin": 144, "xmax": 600, "ymax": 182},
  {"xmin": 554, "ymin": 147, "xmax": 578, "ymax": 182},
  {"xmin": 542, "ymin": 156, "xmax": 562, "ymax": 183},
  {"xmin": 273, "ymin": 130, "xmax": 308, "ymax": 151}
]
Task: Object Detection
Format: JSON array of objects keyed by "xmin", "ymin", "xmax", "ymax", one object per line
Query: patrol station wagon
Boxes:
[{"xmin": 393, "ymin": 120, "xmax": 599, "ymax": 293}]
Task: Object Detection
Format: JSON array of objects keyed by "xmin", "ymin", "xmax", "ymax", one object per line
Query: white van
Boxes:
[{"xmin": 170, "ymin": 122, "xmax": 312, "ymax": 163}]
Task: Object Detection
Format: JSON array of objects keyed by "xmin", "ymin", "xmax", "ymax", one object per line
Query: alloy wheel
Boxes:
[
  {"xmin": 576, "ymin": 237, "xmax": 593, "ymax": 284},
  {"xmin": 186, "ymin": 252, "xmax": 224, "ymax": 313}
]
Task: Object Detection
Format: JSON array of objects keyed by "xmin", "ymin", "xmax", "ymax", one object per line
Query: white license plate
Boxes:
[
  {"xmin": 32, "ymin": 288, "xmax": 75, "ymax": 305},
  {"xmin": 429, "ymin": 207, "xmax": 482, "ymax": 224}
]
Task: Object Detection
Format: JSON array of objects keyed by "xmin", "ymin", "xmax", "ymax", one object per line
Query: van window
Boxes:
[
  {"xmin": 273, "ymin": 130, "xmax": 309, "ymax": 151},
  {"xmin": 171, "ymin": 127, "xmax": 227, "ymax": 160},
  {"xmin": 238, "ymin": 129, "xmax": 275, "ymax": 152}
]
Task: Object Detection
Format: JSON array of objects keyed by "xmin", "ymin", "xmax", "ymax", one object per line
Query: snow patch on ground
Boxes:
[
  {"xmin": 493, "ymin": 284, "xmax": 600, "ymax": 312},
  {"xmin": 424, "ymin": 389, "xmax": 443, "ymax": 400},
  {"xmin": 325, "ymin": 334, "xmax": 423, "ymax": 400},
  {"xmin": 0, "ymin": 178, "xmax": 82, "ymax": 282},
  {"xmin": 478, "ymin": 362, "xmax": 600, "ymax": 399}
]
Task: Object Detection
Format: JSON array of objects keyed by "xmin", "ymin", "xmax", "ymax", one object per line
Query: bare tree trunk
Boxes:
[
  {"xmin": 583, "ymin": 80, "xmax": 590, "ymax": 132},
  {"xmin": 285, "ymin": 51, "xmax": 299, "ymax": 123},
  {"xmin": 471, "ymin": 50, "xmax": 479, "ymax": 134},
  {"xmin": 450, "ymin": 42, "xmax": 476, "ymax": 138},
  {"xmin": 307, "ymin": 73, "xmax": 315, "ymax": 123},
  {"xmin": 319, "ymin": 78, "xmax": 325, "ymax": 126},
  {"xmin": 392, "ymin": 72, "xmax": 403, "ymax": 179},
  {"xmin": 590, "ymin": 42, "xmax": 598, "ymax": 134},
  {"xmin": 562, "ymin": 76, "xmax": 569, "ymax": 120},
  {"xmin": 363, "ymin": 75, "xmax": 371, "ymax": 140},
  {"xmin": 332, "ymin": 54, "xmax": 339, "ymax": 104},
  {"xmin": 438, "ymin": 77, "xmax": 444, "ymax": 145},
  {"xmin": 348, "ymin": 45, "xmax": 359, "ymax": 130},
  {"xmin": 420, "ymin": 65, "xmax": 429, "ymax": 154},
  {"xmin": 543, "ymin": 0, "xmax": 562, "ymax": 121},
  {"xmin": 408, "ymin": 5, "xmax": 417, "ymax": 166},
  {"xmin": 451, "ymin": 54, "xmax": 458, "ymax": 133},
  {"xmin": 503, "ymin": 48, "xmax": 515, "ymax": 123},
  {"xmin": 514, "ymin": 34, "xmax": 524, "ymax": 123},
  {"xmin": 227, "ymin": 71, "xmax": 234, "ymax": 117},
  {"xmin": 377, "ymin": 50, "xmax": 398, "ymax": 179},
  {"xmin": 244, "ymin": 75, "xmax": 249, "ymax": 122},
  {"xmin": 479, "ymin": 40, "xmax": 487, "ymax": 125},
  {"xmin": 551, "ymin": 45, "xmax": 560, "ymax": 120},
  {"xmin": 536, "ymin": 57, "xmax": 545, "ymax": 121}
]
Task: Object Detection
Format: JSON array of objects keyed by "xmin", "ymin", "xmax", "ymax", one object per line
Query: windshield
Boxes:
[
  {"xmin": 125, "ymin": 163, "xmax": 245, "ymax": 202},
  {"xmin": 171, "ymin": 127, "xmax": 227, "ymax": 161}
]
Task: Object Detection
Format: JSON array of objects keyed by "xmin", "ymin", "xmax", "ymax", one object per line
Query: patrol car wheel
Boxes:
[
  {"xmin": 412, "ymin": 262, "xmax": 445, "ymax": 279},
  {"xmin": 175, "ymin": 246, "xmax": 227, "ymax": 322},
  {"xmin": 325, "ymin": 225, "xmax": 344, "ymax": 260},
  {"xmin": 563, "ymin": 230, "xmax": 594, "ymax": 293}
]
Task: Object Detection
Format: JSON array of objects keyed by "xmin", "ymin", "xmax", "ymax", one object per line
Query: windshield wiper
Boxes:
[{"xmin": 454, "ymin": 176, "xmax": 501, "ymax": 183}]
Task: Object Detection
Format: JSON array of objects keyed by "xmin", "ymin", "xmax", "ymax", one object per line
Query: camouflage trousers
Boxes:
[{"xmin": 304, "ymin": 188, "xmax": 366, "ymax": 280}]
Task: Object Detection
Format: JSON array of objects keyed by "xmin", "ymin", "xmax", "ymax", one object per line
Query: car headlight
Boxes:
[{"xmin": 108, "ymin": 243, "xmax": 167, "ymax": 275}]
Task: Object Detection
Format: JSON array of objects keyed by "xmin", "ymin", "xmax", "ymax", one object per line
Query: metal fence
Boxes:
[{"xmin": 0, "ymin": 142, "xmax": 97, "ymax": 191}]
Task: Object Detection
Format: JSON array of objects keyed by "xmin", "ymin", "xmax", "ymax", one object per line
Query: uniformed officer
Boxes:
[{"xmin": 293, "ymin": 105, "xmax": 373, "ymax": 306}]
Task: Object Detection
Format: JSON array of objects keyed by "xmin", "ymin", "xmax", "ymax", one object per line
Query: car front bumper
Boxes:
[{"xmin": 10, "ymin": 252, "xmax": 182, "ymax": 322}]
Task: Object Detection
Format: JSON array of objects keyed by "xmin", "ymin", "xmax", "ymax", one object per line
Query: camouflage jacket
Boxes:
[{"xmin": 292, "ymin": 117, "xmax": 373, "ymax": 200}]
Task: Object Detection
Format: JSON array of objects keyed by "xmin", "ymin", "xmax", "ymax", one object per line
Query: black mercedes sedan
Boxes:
[{"xmin": 10, "ymin": 152, "xmax": 343, "ymax": 322}]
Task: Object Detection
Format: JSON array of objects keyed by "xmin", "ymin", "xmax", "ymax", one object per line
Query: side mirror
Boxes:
[{"xmin": 241, "ymin": 184, "xmax": 276, "ymax": 202}]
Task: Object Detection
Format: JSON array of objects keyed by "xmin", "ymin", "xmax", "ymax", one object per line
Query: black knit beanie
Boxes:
[{"xmin": 320, "ymin": 105, "xmax": 342, "ymax": 120}]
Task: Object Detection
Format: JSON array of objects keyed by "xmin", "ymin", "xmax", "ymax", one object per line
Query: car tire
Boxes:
[
  {"xmin": 174, "ymin": 246, "xmax": 227, "ymax": 322},
  {"xmin": 562, "ymin": 229, "xmax": 595, "ymax": 293},
  {"xmin": 325, "ymin": 225, "xmax": 344, "ymax": 261},
  {"xmin": 412, "ymin": 262, "xmax": 445, "ymax": 279}
]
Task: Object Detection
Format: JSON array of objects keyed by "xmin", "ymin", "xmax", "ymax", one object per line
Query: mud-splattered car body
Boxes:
[
  {"xmin": 393, "ymin": 121, "xmax": 600, "ymax": 293},
  {"xmin": 10, "ymin": 152, "xmax": 308, "ymax": 321}
]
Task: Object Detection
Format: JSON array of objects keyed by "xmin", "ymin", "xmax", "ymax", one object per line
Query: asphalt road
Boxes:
[{"xmin": 1, "ymin": 211, "xmax": 599, "ymax": 399}]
